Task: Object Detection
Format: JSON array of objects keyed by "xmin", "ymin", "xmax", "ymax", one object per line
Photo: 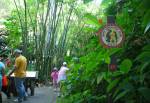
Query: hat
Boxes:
[
  {"xmin": 14, "ymin": 49, "xmax": 22, "ymax": 54},
  {"xmin": 63, "ymin": 62, "xmax": 67, "ymax": 65},
  {"xmin": 53, "ymin": 67, "xmax": 58, "ymax": 70}
]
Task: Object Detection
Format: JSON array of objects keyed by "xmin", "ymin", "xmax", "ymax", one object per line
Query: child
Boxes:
[{"xmin": 51, "ymin": 67, "xmax": 58, "ymax": 91}]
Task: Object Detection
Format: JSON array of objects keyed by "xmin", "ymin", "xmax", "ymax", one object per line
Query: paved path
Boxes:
[{"xmin": 2, "ymin": 86, "xmax": 57, "ymax": 103}]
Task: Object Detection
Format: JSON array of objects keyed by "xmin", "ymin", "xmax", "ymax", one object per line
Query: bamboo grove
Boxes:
[{"xmin": 5, "ymin": 0, "xmax": 76, "ymax": 80}]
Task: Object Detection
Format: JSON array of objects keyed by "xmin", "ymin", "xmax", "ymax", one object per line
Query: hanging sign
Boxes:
[{"xmin": 99, "ymin": 16, "xmax": 125, "ymax": 48}]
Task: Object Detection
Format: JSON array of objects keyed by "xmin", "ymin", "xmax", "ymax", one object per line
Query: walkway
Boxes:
[{"xmin": 2, "ymin": 86, "xmax": 57, "ymax": 103}]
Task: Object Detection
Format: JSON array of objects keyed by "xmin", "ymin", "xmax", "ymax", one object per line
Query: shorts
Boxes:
[{"xmin": 57, "ymin": 75, "xmax": 66, "ymax": 83}]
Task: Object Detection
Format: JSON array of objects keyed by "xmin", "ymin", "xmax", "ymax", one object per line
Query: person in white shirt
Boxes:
[
  {"xmin": 57, "ymin": 62, "xmax": 69, "ymax": 97},
  {"xmin": 57, "ymin": 62, "xmax": 69, "ymax": 83}
]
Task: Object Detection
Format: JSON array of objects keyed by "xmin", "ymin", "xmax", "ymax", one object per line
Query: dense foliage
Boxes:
[{"xmin": 58, "ymin": 0, "xmax": 150, "ymax": 103}]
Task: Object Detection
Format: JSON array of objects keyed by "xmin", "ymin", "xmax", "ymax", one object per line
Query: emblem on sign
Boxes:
[{"xmin": 100, "ymin": 24, "xmax": 124, "ymax": 48}]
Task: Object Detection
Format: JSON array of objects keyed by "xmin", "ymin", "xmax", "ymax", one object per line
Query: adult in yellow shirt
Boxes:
[{"xmin": 9, "ymin": 49, "xmax": 27, "ymax": 103}]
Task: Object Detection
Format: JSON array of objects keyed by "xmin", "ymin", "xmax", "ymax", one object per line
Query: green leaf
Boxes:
[
  {"xmin": 84, "ymin": 13, "xmax": 100, "ymax": 27},
  {"xmin": 140, "ymin": 61, "xmax": 150, "ymax": 73},
  {"xmin": 91, "ymin": 78, "xmax": 95, "ymax": 85},
  {"xmin": 105, "ymin": 56, "xmax": 110, "ymax": 64},
  {"xmin": 120, "ymin": 59, "xmax": 132, "ymax": 73},
  {"xmin": 107, "ymin": 79, "xmax": 120, "ymax": 93},
  {"xmin": 103, "ymin": 72, "xmax": 111, "ymax": 83},
  {"xmin": 144, "ymin": 22, "xmax": 150, "ymax": 34},
  {"xmin": 142, "ymin": 10, "xmax": 150, "ymax": 27},
  {"xmin": 83, "ymin": 90, "xmax": 90, "ymax": 96},
  {"xmin": 142, "ymin": 44, "xmax": 150, "ymax": 51},
  {"xmin": 97, "ymin": 95, "xmax": 107, "ymax": 100},
  {"xmin": 112, "ymin": 88, "xmax": 120, "ymax": 98},
  {"xmin": 112, "ymin": 71, "xmax": 123, "ymax": 77},
  {"xmin": 109, "ymin": 48, "xmax": 122, "ymax": 55},
  {"xmin": 135, "ymin": 51, "xmax": 150, "ymax": 62},
  {"xmin": 104, "ymin": 52, "xmax": 110, "ymax": 64},
  {"xmin": 83, "ymin": 27, "xmax": 97, "ymax": 32},
  {"xmin": 90, "ymin": 95, "xmax": 107, "ymax": 101},
  {"xmin": 138, "ymin": 87, "xmax": 150, "ymax": 102},
  {"xmin": 97, "ymin": 74, "xmax": 103, "ymax": 84},
  {"xmin": 114, "ymin": 90, "xmax": 129, "ymax": 102}
]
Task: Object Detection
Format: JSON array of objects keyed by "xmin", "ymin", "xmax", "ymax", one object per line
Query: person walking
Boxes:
[
  {"xmin": 57, "ymin": 62, "xmax": 69, "ymax": 83},
  {"xmin": 51, "ymin": 67, "xmax": 58, "ymax": 91},
  {"xmin": 0, "ymin": 57, "xmax": 5, "ymax": 103},
  {"xmin": 57, "ymin": 62, "xmax": 69, "ymax": 96},
  {"xmin": 8, "ymin": 49, "xmax": 27, "ymax": 103}
]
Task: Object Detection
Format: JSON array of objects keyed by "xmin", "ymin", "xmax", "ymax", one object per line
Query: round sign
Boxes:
[{"xmin": 100, "ymin": 24, "xmax": 124, "ymax": 48}]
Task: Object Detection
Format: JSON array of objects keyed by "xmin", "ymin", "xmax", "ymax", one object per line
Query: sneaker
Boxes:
[
  {"xmin": 53, "ymin": 88, "xmax": 57, "ymax": 92},
  {"xmin": 57, "ymin": 92, "xmax": 61, "ymax": 97},
  {"xmin": 13, "ymin": 99, "xmax": 23, "ymax": 103}
]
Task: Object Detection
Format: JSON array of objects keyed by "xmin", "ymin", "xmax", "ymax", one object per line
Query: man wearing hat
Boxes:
[{"xmin": 8, "ymin": 49, "xmax": 27, "ymax": 103}]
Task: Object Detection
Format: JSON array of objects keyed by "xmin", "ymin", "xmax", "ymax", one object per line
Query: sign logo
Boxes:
[{"xmin": 100, "ymin": 24, "xmax": 124, "ymax": 48}]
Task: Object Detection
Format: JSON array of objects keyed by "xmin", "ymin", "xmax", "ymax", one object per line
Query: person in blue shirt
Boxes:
[{"xmin": 0, "ymin": 57, "xmax": 5, "ymax": 102}]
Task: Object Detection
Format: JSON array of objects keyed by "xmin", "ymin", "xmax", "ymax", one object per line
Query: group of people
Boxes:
[
  {"xmin": 51, "ymin": 62, "xmax": 69, "ymax": 94},
  {"xmin": 0, "ymin": 48, "xmax": 69, "ymax": 102},
  {"xmin": 0, "ymin": 49, "xmax": 27, "ymax": 103}
]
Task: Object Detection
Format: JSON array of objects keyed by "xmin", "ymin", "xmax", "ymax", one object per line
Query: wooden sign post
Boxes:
[{"xmin": 98, "ymin": 16, "xmax": 125, "ymax": 72}]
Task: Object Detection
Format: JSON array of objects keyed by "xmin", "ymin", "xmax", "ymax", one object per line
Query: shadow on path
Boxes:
[{"xmin": 2, "ymin": 86, "xmax": 57, "ymax": 103}]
